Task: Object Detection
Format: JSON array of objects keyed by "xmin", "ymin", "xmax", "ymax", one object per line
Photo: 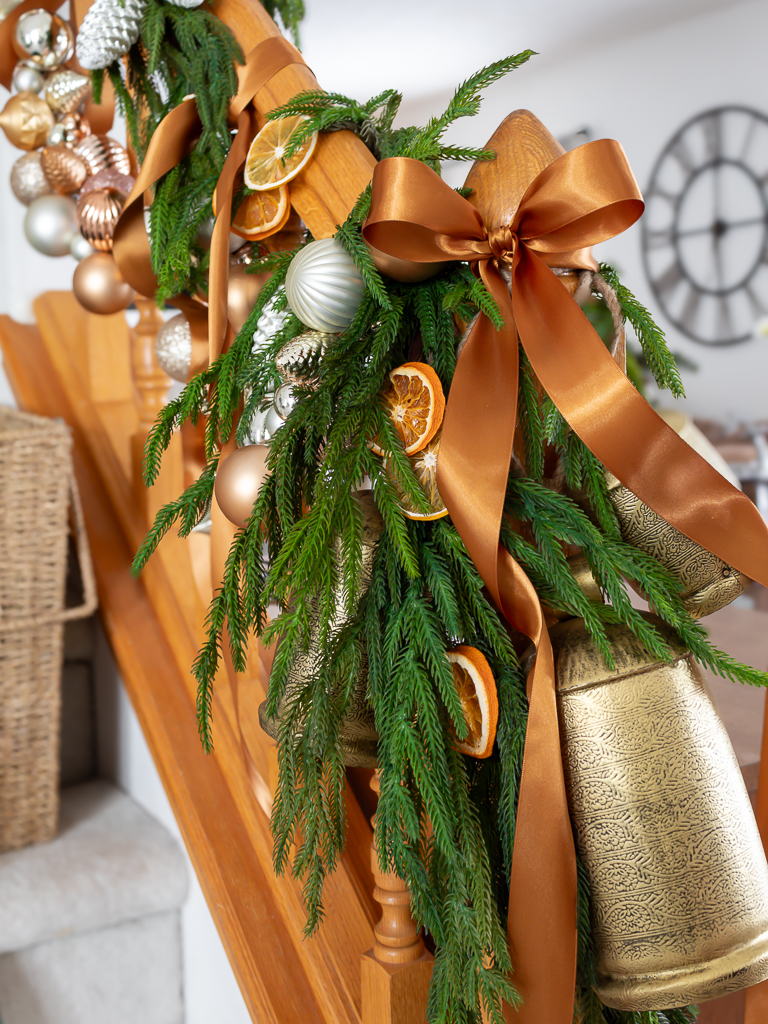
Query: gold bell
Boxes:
[
  {"xmin": 552, "ymin": 612, "xmax": 768, "ymax": 1010},
  {"xmin": 259, "ymin": 490, "xmax": 381, "ymax": 767}
]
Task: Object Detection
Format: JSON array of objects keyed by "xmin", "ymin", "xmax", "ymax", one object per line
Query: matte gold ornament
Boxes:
[
  {"xmin": 285, "ymin": 237, "xmax": 365, "ymax": 333},
  {"xmin": 44, "ymin": 70, "xmax": 91, "ymax": 115},
  {"xmin": 552, "ymin": 613, "xmax": 768, "ymax": 1009},
  {"xmin": 214, "ymin": 443, "xmax": 270, "ymax": 530},
  {"xmin": 259, "ymin": 490, "xmax": 382, "ymax": 767},
  {"xmin": 10, "ymin": 149, "xmax": 52, "ymax": 205},
  {"xmin": 40, "ymin": 144, "xmax": 88, "ymax": 194},
  {"xmin": 0, "ymin": 91, "xmax": 54, "ymax": 150},
  {"xmin": 74, "ymin": 134, "xmax": 131, "ymax": 177},
  {"xmin": 76, "ymin": 185, "xmax": 127, "ymax": 251},
  {"xmin": 154, "ymin": 313, "xmax": 192, "ymax": 384},
  {"xmin": 11, "ymin": 60, "xmax": 44, "ymax": 94},
  {"xmin": 227, "ymin": 263, "xmax": 270, "ymax": 334},
  {"xmin": 13, "ymin": 10, "xmax": 74, "ymax": 69},
  {"xmin": 72, "ymin": 252, "xmax": 134, "ymax": 314}
]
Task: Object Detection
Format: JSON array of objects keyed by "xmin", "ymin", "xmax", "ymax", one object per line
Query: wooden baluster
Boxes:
[
  {"xmin": 362, "ymin": 770, "xmax": 433, "ymax": 1024},
  {"xmin": 129, "ymin": 295, "xmax": 184, "ymax": 522}
]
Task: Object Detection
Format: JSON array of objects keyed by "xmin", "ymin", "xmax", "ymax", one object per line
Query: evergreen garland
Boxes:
[{"xmin": 125, "ymin": 17, "xmax": 767, "ymax": 1021}]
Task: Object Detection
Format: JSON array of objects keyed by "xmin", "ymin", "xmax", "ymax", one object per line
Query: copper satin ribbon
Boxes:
[
  {"xmin": 0, "ymin": 0, "xmax": 114, "ymax": 132},
  {"xmin": 111, "ymin": 35, "xmax": 306, "ymax": 372},
  {"xmin": 363, "ymin": 148, "xmax": 768, "ymax": 1023}
]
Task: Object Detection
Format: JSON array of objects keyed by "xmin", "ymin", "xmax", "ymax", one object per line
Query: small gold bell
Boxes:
[
  {"xmin": 259, "ymin": 490, "xmax": 381, "ymax": 767},
  {"xmin": 552, "ymin": 611, "xmax": 768, "ymax": 1009}
]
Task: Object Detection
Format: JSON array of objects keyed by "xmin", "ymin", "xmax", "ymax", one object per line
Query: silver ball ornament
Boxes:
[
  {"xmin": 70, "ymin": 232, "xmax": 96, "ymax": 261},
  {"xmin": 13, "ymin": 10, "xmax": 75, "ymax": 70},
  {"xmin": 263, "ymin": 405, "xmax": 285, "ymax": 438},
  {"xmin": 10, "ymin": 150, "xmax": 52, "ymax": 205},
  {"xmin": 24, "ymin": 193, "xmax": 78, "ymax": 255},
  {"xmin": 11, "ymin": 61, "xmax": 44, "ymax": 94},
  {"xmin": 285, "ymin": 238, "xmax": 365, "ymax": 333},
  {"xmin": 154, "ymin": 313, "xmax": 192, "ymax": 383},
  {"xmin": 46, "ymin": 121, "xmax": 68, "ymax": 147},
  {"xmin": 273, "ymin": 384, "xmax": 297, "ymax": 421}
]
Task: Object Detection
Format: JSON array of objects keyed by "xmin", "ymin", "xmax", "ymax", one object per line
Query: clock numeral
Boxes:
[
  {"xmin": 645, "ymin": 226, "xmax": 675, "ymax": 250},
  {"xmin": 668, "ymin": 137, "xmax": 696, "ymax": 174},
  {"xmin": 701, "ymin": 111, "xmax": 723, "ymax": 162},
  {"xmin": 652, "ymin": 261, "xmax": 684, "ymax": 299},
  {"xmin": 715, "ymin": 295, "xmax": 735, "ymax": 341}
]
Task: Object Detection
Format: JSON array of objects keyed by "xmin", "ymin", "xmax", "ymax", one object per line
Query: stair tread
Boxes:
[{"xmin": 0, "ymin": 779, "xmax": 188, "ymax": 954}]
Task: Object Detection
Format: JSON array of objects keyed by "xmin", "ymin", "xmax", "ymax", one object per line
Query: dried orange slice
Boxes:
[
  {"xmin": 243, "ymin": 115, "xmax": 318, "ymax": 192},
  {"xmin": 372, "ymin": 361, "xmax": 445, "ymax": 457},
  {"xmin": 447, "ymin": 646, "xmax": 498, "ymax": 759},
  {"xmin": 385, "ymin": 429, "xmax": 448, "ymax": 521},
  {"xmin": 212, "ymin": 182, "xmax": 291, "ymax": 241}
]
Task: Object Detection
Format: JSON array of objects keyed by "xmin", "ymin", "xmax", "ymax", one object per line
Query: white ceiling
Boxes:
[{"xmin": 298, "ymin": 0, "xmax": 733, "ymax": 105}]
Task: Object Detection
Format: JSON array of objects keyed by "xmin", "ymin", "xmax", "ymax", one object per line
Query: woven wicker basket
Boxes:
[{"xmin": 0, "ymin": 407, "xmax": 97, "ymax": 852}]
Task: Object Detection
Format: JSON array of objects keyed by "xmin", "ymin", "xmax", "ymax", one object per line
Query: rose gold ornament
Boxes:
[
  {"xmin": 366, "ymin": 241, "xmax": 443, "ymax": 283},
  {"xmin": 73, "ymin": 134, "xmax": 131, "ymax": 177},
  {"xmin": 79, "ymin": 168, "xmax": 135, "ymax": 198},
  {"xmin": 72, "ymin": 252, "xmax": 134, "ymax": 314},
  {"xmin": 44, "ymin": 69, "xmax": 91, "ymax": 115},
  {"xmin": 77, "ymin": 186, "xmax": 128, "ymax": 251},
  {"xmin": 0, "ymin": 92, "xmax": 54, "ymax": 150},
  {"xmin": 227, "ymin": 264, "xmax": 271, "ymax": 333},
  {"xmin": 214, "ymin": 444, "xmax": 270, "ymax": 529},
  {"xmin": 10, "ymin": 150, "xmax": 53, "ymax": 205},
  {"xmin": 40, "ymin": 144, "xmax": 88, "ymax": 194}
]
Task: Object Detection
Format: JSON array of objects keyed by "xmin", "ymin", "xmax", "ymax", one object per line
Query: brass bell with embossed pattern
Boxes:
[
  {"xmin": 258, "ymin": 490, "xmax": 381, "ymax": 767},
  {"xmin": 552, "ymin": 611, "xmax": 768, "ymax": 1010}
]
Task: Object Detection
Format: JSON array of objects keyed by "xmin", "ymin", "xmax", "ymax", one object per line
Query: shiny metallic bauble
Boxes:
[
  {"xmin": 13, "ymin": 10, "xmax": 75, "ymax": 69},
  {"xmin": 46, "ymin": 121, "xmax": 68, "ymax": 147},
  {"xmin": 214, "ymin": 443, "xmax": 270, "ymax": 529},
  {"xmin": 40, "ymin": 144, "xmax": 88, "ymax": 194},
  {"xmin": 69, "ymin": 232, "xmax": 96, "ymax": 261},
  {"xmin": 10, "ymin": 150, "xmax": 52, "ymax": 205},
  {"xmin": 285, "ymin": 238, "xmax": 365, "ymax": 333},
  {"xmin": 227, "ymin": 264, "xmax": 270, "ymax": 334},
  {"xmin": 553, "ymin": 613, "xmax": 768, "ymax": 1009},
  {"xmin": 154, "ymin": 313, "xmax": 192, "ymax": 383},
  {"xmin": 273, "ymin": 383, "xmax": 297, "ymax": 421},
  {"xmin": 45, "ymin": 70, "xmax": 91, "ymax": 115},
  {"xmin": 74, "ymin": 134, "xmax": 131, "ymax": 177},
  {"xmin": 48, "ymin": 111, "xmax": 90, "ymax": 147},
  {"xmin": 76, "ymin": 185, "xmax": 127, "ymax": 251},
  {"xmin": 11, "ymin": 60, "xmax": 44, "ymax": 94},
  {"xmin": 275, "ymin": 330, "xmax": 332, "ymax": 385},
  {"xmin": 366, "ymin": 241, "xmax": 443, "ymax": 283},
  {"xmin": 0, "ymin": 91, "xmax": 54, "ymax": 150},
  {"xmin": 263, "ymin": 405, "xmax": 284, "ymax": 438},
  {"xmin": 72, "ymin": 252, "xmax": 135, "ymax": 314},
  {"xmin": 24, "ymin": 193, "xmax": 78, "ymax": 255}
]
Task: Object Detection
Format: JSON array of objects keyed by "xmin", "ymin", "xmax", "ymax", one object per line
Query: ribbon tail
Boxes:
[{"xmin": 512, "ymin": 248, "xmax": 768, "ymax": 589}]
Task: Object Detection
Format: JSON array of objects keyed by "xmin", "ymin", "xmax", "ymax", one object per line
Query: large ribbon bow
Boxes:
[{"xmin": 363, "ymin": 140, "xmax": 768, "ymax": 1023}]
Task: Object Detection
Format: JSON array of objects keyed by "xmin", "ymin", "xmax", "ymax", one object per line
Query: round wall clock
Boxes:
[{"xmin": 642, "ymin": 105, "xmax": 768, "ymax": 346}]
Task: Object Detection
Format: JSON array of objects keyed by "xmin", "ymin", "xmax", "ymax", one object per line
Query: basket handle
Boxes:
[
  {"xmin": 0, "ymin": 471, "xmax": 98, "ymax": 634},
  {"xmin": 59, "ymin": 471, "xmax": 99, "ymax": 623}
]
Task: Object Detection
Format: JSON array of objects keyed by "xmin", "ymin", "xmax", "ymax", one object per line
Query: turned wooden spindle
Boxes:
[
  {"xmin": 129, "ymin": 295, "xmax": 184, "ymax": 520},
  {"xmin": 362, "ymin": 769, "xmax": 433, "ymax": 1024}
]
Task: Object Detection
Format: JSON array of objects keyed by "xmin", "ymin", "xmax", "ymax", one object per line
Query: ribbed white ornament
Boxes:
[
  {"xmin": 285, "ymin": 238, "xmax": 365, "ymax": 333},
  {"xmin": 76, "ymin": 0, "xmax": 147, "ymax": 70}
]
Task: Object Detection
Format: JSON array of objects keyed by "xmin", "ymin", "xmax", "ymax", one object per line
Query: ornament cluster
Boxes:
[{"xmin": 2, "ymin": 7, "xmax": 136, "ymax": 314}]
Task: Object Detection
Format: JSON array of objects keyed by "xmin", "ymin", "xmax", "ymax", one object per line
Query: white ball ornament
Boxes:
[
  {"xmin": 11, "ymin": 61, "xmax": 44, "ymax": 94},
  {"xmin": 24, "ymin": 193, "xmax": 78, "ymax": 255},
  {"xmin": 155, "ymin": 313, "xmax": 192, "ymax": 383},
  {"xmin": 10, "ymin": 150, "xmax": 52, "ymax": 205},
  {"xmin": 285, "ymin": 238, "xmax": 365, "ymax": 333},
  {"xmin": 69, "ymin": 232, "xmax": 96, "ymax": 261}
]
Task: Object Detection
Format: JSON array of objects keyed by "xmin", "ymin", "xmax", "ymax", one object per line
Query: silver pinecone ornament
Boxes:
[{"xmin": 76, "ymin": 0, "xmax": 148, "ymax": 70}]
